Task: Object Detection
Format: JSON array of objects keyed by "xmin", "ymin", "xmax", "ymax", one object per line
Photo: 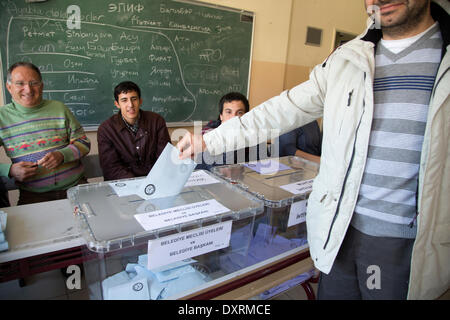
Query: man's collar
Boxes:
[{"xmin": 116, "ymin": 110, "xmax": 140, "ymax": 134}]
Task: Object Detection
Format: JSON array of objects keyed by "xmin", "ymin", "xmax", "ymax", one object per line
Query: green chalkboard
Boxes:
[{"xmin": 0, "ymin": 0, "xmax": 253, "ymax": 128}]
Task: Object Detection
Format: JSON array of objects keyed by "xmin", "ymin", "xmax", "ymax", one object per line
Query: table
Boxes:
[
  {"xmin": 0, "ymin": 199, "xmax": 317, "ymax": 299},
  {"xmin": 0, "ymin": 199, "xmax": 85, "ymax": 284},
  {"xmin": 179, "ymin": 246, "xmax": 317, "ymax": 300}
]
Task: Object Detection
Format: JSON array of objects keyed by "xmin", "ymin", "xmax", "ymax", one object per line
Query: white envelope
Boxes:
[
  {"xmin": 107, "ymin": 277, "xmax": 150, "ymax": 300},
  {"xmin": 137, "ymin": 143, "xmax": 196, "ymax": 200}
]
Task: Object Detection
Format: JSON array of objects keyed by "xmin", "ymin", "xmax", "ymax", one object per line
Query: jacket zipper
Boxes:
[
  {"xmin": 323, "ymin": 92, "xmax": 366, "ymax": 250},
  {"xmin": 347, "ymin": 89, "xmax": 354, "ymax": 106},
  {"xmin": 339, "ymin": 89, "xmax": 355, "ymax": 135},
  {"xmin": 408, "ymin": 213, "xmax": 418, "ymax": 228},
  {"xmin": 409, "ymin": 177, "xmax": 420, "ymax": 228},
  {"xmin": 323, "ymin": 149, "xmax": 356, "ymax": 250}
]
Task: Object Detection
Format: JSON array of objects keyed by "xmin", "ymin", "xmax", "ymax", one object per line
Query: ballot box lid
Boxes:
[
  {"xmin": 211, "ymin": 156, "xmax": 319, "ymax": 208},
  {"xmin": 67, "ymin": 170, "xmax": 264, "ymax": 253}
]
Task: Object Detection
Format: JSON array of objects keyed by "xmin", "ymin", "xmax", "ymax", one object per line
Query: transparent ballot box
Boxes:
[
  {"xmin": 211, "ymin": 156, "xmax": 319, "ymax": 270},
  {"xmin": 67, "ymin": 170, "xmax": 264, "ymax": 300}
]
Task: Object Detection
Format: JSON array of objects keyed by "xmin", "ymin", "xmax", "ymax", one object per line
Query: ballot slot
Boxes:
[
  {"xmin": 211, "ymin": 156, "xmax": 319, "ymax": 276},
  {"xmin": 67, "ymin": 170, "xmax": 264, "ymax": 300}
]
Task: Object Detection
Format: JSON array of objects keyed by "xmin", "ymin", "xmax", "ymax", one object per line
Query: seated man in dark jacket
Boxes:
[
  {"xmin": 196, "ymin": 92, "xmax": 268, "ymax": 170},
  {"xmin": 278, "ymin": 120, "xmax": 322, "ymax": 163},
  {"xmin": 97, "ymin": 81, "xmax": 171, "ymax": 181}
]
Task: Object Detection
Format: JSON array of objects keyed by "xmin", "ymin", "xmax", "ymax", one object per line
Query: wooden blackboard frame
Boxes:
[{"xmin": 0, "ymin": 0, "xmax": 255, "ymax": 131}]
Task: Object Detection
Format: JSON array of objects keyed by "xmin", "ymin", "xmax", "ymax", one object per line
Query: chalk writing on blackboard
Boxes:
[{"xmin": 0, "ymin": 0, "xmax": 253, "ymax": 128}]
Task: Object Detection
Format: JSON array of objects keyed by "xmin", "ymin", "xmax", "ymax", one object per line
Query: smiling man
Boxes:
[
  {"xmin": 97, "ymin": 81, "xmax": 170, "ymax": 181},
  {"xmin": 178, "ymin": 0, "xmax": 449, "ymax": 299},
  {"xmin": 0, "ymin": 62, "xmax": 91, "ymax": 205}
]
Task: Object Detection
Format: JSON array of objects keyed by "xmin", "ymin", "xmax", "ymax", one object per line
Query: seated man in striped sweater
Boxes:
[{"xmin": 0, "ymin": 62, "xmax": 91, "ymax": 205}]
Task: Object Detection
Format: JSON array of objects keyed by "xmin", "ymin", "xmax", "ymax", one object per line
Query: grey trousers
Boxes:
[{"xmin": 317, "ymin": 225, "xmax": 415, "ymax": 300}]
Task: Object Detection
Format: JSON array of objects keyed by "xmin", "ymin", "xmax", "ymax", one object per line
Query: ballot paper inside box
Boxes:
[
  {"xmin": 67, "ymin": 170, "xmax": 264, "ymax": 300},
  {"xmin": 211, "ymin": 156, "xmax": 319, "ymax": 269}
]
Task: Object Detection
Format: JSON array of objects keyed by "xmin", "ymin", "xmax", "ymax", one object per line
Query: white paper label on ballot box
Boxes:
[
  {"xmin": 279, "ymin": 179, "xmax": 314, "ymax": 195},
  {"xmin": 134, "ymin": 199, "xmax": 230, "ymax": 232},
  {"xmin": 287, "ymin": 200, "xmax": 307, "ymax": 227},
  {"xmin": 147, "ymin": 220, "xmax": 232, "ymax": 270}
]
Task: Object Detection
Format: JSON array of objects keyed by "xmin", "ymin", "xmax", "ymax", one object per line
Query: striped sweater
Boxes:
[
  {"xmin": 351, "ymin": 23, "xmax": 442, "ymax": 238},
  {"xmin": 0, "ymin": 99, "xmax": 90, "ymax": 193}
]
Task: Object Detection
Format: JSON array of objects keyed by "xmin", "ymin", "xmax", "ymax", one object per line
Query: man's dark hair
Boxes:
[
  {"xmin": 218, "ymin": 92, "xmax": 250, "ymax": 116},
  {"xmin": 114, "ymin": 81, "xmax": 141, "ymax": 102},
  {"xmin": 7, "ymin": 62, "xmax": 42, "ymax": 83}
]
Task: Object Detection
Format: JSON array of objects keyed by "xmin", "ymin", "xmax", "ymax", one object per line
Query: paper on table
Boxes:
[
  {"xmin": 279, "ymin": 179, "xmax": 314, "ymax": 195},
  {"xmin": 136, "ymin": 195, "xmax": 178, "ymax": 214},
  {"xmin": 109, "ymin": 167, "xmax": 216, "ymax": 198},
  {"xmin": 184, "ymin": 170, "xmax": 220, "ymax": 187},
  {"xmin": 243, "ymin": 159, "xmax": 292, "ymax": 175},
  {"xmin": 146, "ymin": 220, "xmax": 232, "ymax": 270},
  {"xmin": 109, "ymin": 179, "xmax": 143, "ymax": 197},
  {"xmin": 137, "ymin": 143, "xmax": 196, "ymax": 200},
  {"xmin": 135, "ymin": 171, "xmax": 220, "ymax": 214},
  {"xmin": 134, "ymin": 199, "xmax": 230, "ymax": 232}
]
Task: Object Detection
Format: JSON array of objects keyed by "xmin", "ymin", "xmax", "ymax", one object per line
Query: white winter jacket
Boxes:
[{"xmin": 204, "ymin": 0, "xmax": 449, "ymax": 300}]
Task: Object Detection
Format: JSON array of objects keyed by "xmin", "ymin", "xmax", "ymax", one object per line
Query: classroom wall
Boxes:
[
  {"xmin": 169, "ymin": 0, "xmax": 367, "ymax": 135},
  {"xmin": 202, "ymin": 0, "xmax": 367, "ymax": 104},
  {"xmin": 284, "ymin": 0, "xmax": 368, "ymax": 88},
  {"xmin": 0, "ymin": 0, "xmax": 368, "ymax": 180}
]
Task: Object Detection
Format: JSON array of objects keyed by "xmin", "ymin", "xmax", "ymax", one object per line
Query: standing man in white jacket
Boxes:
[{"xmin": 177, "ymin": 0, "xmax": 449, "ymax": 300}]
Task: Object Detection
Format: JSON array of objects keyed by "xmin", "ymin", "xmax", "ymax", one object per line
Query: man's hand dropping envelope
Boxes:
[{"xmin": 137, "ymin": 143, "xmax": 196, "ymax": 200}]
